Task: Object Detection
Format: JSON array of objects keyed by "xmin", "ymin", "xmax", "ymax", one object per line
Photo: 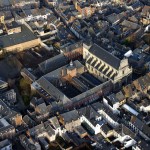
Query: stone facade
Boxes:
[
  {"xmin": 83, "ymin": 43, "xmax": 132, "ymax": 88},
  {"xmin": 5, "ymin": 38, "xmax": 41, "ymax": 52}
]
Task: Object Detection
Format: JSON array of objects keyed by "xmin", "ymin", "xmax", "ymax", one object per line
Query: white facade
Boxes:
[
  {"xmin": 103, "ymin": 97, "xmax": 120, "ymax": 114},
  {"xmin": 98, "ymin": 110, "xmax": 119, "ymax": 128},
  {"xmin": 80, "ymin": 115, "xmax": 102, "ymax": 135}
]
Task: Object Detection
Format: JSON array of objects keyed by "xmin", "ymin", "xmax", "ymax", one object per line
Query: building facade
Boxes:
[{"xmin": 83, "ymin": 43, "xmax": 132, "ymax": 89}]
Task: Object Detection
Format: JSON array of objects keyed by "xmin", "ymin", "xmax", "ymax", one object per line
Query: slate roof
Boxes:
[
  {"xmin": 0, "ymin": 99, "xmax": 11, "ymax": 117},
  {"xmin": 0, "ymin": 25, "xmax": 38, "ymax": 48},
  {"xmin": 61, "ymin": 110, "xmax": 79, "ymax": 123},
  {"xmin": 49, "ymin": 116, "xmax": 60, "ymax": 129},
  {"xmin": 115, "ymin": 91, "xmax": 125, "ymax": 102},
  {"xmin": 74, "ymin": 125, "xmax": 87, "ymax": 135},
  {"xmin": 29, "ymin": 123, "xmax": 46, "ymax": 136},
  {"xmin": 78, "ymin": 105, "xmax": 99, "ymax": 121},
  {"xmin": 105, "ymin": 93, "xmax": 119, "ymax": 105},
  {"xmin": 106, "ymin": 12, "xmax": 124, "ymax": 24},
  {"xmin": 36, "ymin": 103, "xmax": 48, "ymax": 115},
  {"xmin": 23, "ymin": 115, "xmax": 36, "ymax": 128},
  {"xmin": 0, "ymin": 139, "xmax": 11, "ymax": 149},
  {"xmin": 115, "ymin": 124, "xmax": 136, "ymax": 139},
  {"xmin": 130, "ymin": 116, "xmax": 144, "ymax": 130},
  {"xmin": 91, "ymin": 102, "xmax": 104, "ymax": 112},
  {"xmin": 131, "ymin": 1, "xmax": 144, "ymax": 9},
  {"xmin": 102, "ymin": 106, "xmax": 119, "ymax": 121},
  {"xmin": 101, "ymin": 124, "xmax": 111, "ymax": 134},
  {"xmin": 21, "ymin": 68, "xmax": 37, "ymax": 82},
  {"xmin": 61, "ymin": 41, "xmax": 83, "ymax": 53},
  {"xmin": 44, "ymin": 121, "xmax": 55, "ymax": 136},
  {"xmin": 30, "ymin": 97, "xmax": 44, "ymax": 108},
  {"xmin": 121, "ymin": 20, "xmax": 140, "ymax": 30},
  {"xmin": 38, "ymin": 54, "xmax": 68, "ymax": 74},
  {"xmin": 142, "ymin": 124, "xmax": 150, "ymax": 137},
  {"xmin": 89, "ymin": 44, "xmax": 121, "ymax": 69},
  {"xmin": 137, "ymin": 140, "xmax": 150, "ymax": 150}
]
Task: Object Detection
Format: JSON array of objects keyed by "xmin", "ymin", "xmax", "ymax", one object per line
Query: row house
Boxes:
[
  {"xmin": 29, "ymin": 122, "xmax": 56, "ymax": 142},
  {"xmin": 19, "ymin": 134, "xmax": 41, "ymax": 150},
  {"xmin": 59, "ymin": 110, "xmax": 81, "ymax": 132},
  {"xmin": 0, "ymin": 118, "xmax": 15, "ymax": 140}
]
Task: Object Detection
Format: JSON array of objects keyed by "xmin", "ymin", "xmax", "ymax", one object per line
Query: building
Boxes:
[
  {"xmin": 103, "ymin": 94, "xmax": 120, "ymax": 114},
  {"xmin": 29, "ymin": 122, "xmax": 56, "ymax": 142},
  {"xmin": 47, "ymin": 0, "xmax": 58, "ymax": 6},
  {"xmin": 49, "ymin": 116, "xmax": 61, "ymax": 135},
  {"xmin": 7, "ymin": 112, "xmax": 23, "ymax": 127},
  {"xmin": 0, "ymin": 79, "xmax": 8, "ymax": 91},
  {"xmin": 75, "ymin": 1, "xmax": 96, "ymax": 18},
  {"xmin": 0, "ymin": 25, "xmax": 40, "ymax": 52},
  {"xmin": 32, "ymin": 60, "xmax": 113, "ymax": 110},
  {"xmin": 92, "ymin": 102, "xmax": 120, "ymax": 128},
  {"xmin": 38, "ymin": 53, "xmax": 68, "ymax": 74},
  {"xmin": 0, "ymin": 118, "xmax": 15, "ymax": 140},
  {"xmin": 27, "ymin": 97, "xmax": 51, "ymax": 123},
  {"xmin": 21, "ymin": 68, "xmax": 37, "ymax": 83},
  {"xmin": 61, "ymin": 41, "xmax": 83, "ymax": 60},
  {"xmin": 23, "ymin": 115, "xmax": 36, "ymax": 128},
  {"xmin": 23, "ymin": 8, "xmax": 52, "ymax": 22},
  {"xmin": 19, "ymin": 134, "xmax": 41, "ymax": 150},
  {"xmin": 113, "ymin": 124, "xmax": 136, "ymax": 149},
  {"xmin": 74, "ymin": 125, "xmax": 87, "ymax": 138},
  {"xmin": 5, "ymin": 21, "xmax": 21, "ymax": 35},
  {"xmin": 2, "ymin": 11, "xmax": 14, "ymax": 23},
  {"xmin": 1, "ymin": 89, "xmax": 17, "ymax": 104},
  {"xmin": 38, "ymin": 137, "xmax": 49, "ymax": 150},
  {"xmin": 115, "ymin": 91, "xmax": 126, "ymax": 106},
  {"xmin": 83, "ymin": 43, "xmax": 132, "ymax": 89},
  {"xmin": 11, "ymin": 0, "xmax": 40, "ymax": 9},
  {"xmin": 0, "ymin": 139, "xmax": 12, "ymax": 150},
  {"xmin": 0, "ymin": 0, "xmax": 12, "ymax": 10},
  {"xmin": 59, "ymin": 110, "xmax": 80, "ymax": 132},
  {"xmin": 133, "ymin": 72, "xmax": 150, "ymax": 93},
  {"xmin": 79, "ymin": 105, "xmax": 103, "ymax": 135}
]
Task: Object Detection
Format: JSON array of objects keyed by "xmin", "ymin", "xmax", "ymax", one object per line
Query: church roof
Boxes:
[{"xmin": 89, "ymin": 44, "xmax": 121, "ymax": 69}]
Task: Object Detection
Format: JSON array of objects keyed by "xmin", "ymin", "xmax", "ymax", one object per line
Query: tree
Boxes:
[{"xmin": 19, "ymin": 78, "xmax": 31, "ymax": 106}]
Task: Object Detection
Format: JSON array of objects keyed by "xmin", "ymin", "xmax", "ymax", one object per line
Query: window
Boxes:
[{"xmin": 95, "ymin": 70, "xmax": 97, "ymax": 74}]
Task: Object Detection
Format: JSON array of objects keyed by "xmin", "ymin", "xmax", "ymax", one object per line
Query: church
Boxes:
[{"xmin": 83, "ymin": 43, "xmax": 132, "ymax": 89}]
